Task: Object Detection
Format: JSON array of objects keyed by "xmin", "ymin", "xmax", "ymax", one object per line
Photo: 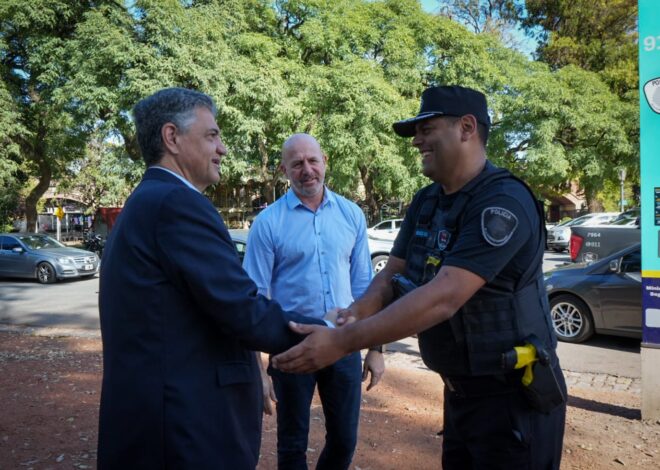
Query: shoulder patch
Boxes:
[{"xmin": 481, "ymin": 207, "xmax": 518, "ymax": 247}]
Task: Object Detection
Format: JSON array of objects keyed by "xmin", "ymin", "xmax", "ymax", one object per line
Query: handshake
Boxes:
[{"xmin": 322, "ymin": 307, "xmax": 356, "ymax": 327}]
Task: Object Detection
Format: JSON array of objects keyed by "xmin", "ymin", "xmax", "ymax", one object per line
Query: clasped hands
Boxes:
[
  {"xmin": 271, "ymin": 307, "xmax": 384, "ymax": 391},
  {"xmin": 270, "ymin": 307, "xmax": 355, "ymax": 374},
  {"xmin": 321, "ymin": 307, "xmax": 356, "ymax": 327}
]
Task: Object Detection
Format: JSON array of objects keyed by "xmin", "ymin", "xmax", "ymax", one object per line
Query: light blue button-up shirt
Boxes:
[{"xmin": 243, "ymin": 188, "xmax": 373, "ymax": 320}]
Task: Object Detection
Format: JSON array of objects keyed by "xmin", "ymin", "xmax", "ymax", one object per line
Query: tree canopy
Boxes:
[{"xmin": 0, "ymin": 0, "xmax": 640, "ymax": 227}]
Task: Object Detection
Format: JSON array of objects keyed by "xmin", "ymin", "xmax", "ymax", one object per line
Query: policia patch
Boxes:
[{"xmin": 481, "ymin": 207, "xmax": 518, "ymax": 246}]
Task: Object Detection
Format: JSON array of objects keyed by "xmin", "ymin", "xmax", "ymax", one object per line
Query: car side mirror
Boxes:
[
  {"xmin": 11, "ymin": 246, "xmax": 24, "ymax": 253},
  {"xmin": 609, "ymin": 260, "xmax": 619, "ymax": 272}
]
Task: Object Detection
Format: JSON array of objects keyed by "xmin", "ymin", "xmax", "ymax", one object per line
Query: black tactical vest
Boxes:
[{"xmin": 405, "ymin": 164, "xmax": 557, "ymax": 377}]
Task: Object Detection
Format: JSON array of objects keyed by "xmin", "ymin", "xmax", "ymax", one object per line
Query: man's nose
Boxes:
[
  {"xmin": 301, "ymin": 160, "xmax": 313, "ymax": 173},
  {"xmin": 217, "ymin": 138, "xmax": 228, "ymax": 155},
  {"xmin": 411, "ymin": 133, "xmax": 423, "ymax": 148}
]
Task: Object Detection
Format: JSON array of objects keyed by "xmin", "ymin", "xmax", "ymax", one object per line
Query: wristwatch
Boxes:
[{"xmin": 368, "ymin": 345, "xmax": 385, "ymax": 353}]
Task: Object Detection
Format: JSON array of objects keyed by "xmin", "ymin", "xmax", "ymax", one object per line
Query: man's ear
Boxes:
[
  {"xmin": 279, "ymin": 162, "xmax": 287, "ymax": 176},
  {"xmin": 161, "ymin": 122, "xmax": 179, "ymax": 155},
  {"xmin": 459, "ymin": 115, "xmax": 478, "ymax": 142}
]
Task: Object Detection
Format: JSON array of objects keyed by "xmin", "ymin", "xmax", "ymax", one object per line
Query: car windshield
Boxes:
[
  {"xmin": 554, "ymin": 219, "xmax": 574, "ymax": 227},
  {"xmin": 609, "ymin": 216, "xmax": 637, "ymax": 226},
  {"xmin": 565, "ymin": 215, "xmax": 592, "ymax": 226},
  {"xmin": 17, "ymin": 234, "xmax": 65, "ymax": 250},
  {"xmin": 610, "ymin": 209, "xmax": 639, "ymax": 225}
]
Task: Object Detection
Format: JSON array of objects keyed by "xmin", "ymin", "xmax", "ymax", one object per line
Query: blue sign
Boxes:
[{"xmin": 640, "ymin": 0, "xmax": 660, "ymax": 345}]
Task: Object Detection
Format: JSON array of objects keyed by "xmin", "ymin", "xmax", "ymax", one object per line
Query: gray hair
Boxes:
[{"xmin": 133, "ymin": 87, "xmax": 217, "ymax": 166}]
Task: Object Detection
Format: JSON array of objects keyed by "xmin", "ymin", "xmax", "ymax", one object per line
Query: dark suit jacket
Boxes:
[{"xmin": 98, "ymin": 168, "xmax": 322, "ymax": 469}]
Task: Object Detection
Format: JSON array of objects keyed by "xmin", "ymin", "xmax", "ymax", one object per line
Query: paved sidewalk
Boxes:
[{"xmin": 564, "ymin": 370, "xmax": 641, "ymax": 394}]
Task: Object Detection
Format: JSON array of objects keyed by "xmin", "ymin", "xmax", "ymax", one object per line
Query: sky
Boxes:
[{"xmin": 419, "ymin": 0, "xmax": 538, "ymax": 58}]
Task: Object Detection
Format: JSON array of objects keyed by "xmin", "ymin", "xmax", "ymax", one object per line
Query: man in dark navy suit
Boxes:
[{"xmin": 97, "ymin": 88, "xmax": 326, "ymax": 470}]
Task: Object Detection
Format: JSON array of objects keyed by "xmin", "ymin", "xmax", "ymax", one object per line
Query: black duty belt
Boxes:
[{"xmin": 441, "ymin": 372, "xmax": 522, "ymax": 398}]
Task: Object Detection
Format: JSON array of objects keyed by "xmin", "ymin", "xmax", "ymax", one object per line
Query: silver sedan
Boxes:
[{"xmin": 0, "ymin": 233, "xmax": 100, "ymax": 284}]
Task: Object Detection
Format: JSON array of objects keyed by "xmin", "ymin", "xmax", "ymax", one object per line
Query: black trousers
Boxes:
[{"xmin": 441, "ymin": 364, "xmax": 567, "ymax": 470}]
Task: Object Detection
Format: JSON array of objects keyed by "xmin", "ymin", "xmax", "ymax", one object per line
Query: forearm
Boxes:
[
  {"xmin": 349, "ymin": 256, "xmax": 405, "ymax": 320},
  {"xmin": 342, "ymin": 266, "xmax": 485, "ymax": 352}
]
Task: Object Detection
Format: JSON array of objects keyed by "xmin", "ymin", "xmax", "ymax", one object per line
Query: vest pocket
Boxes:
[{"xmin": 462, "ymin": 303, "xmax": 518, "ymax": 375}]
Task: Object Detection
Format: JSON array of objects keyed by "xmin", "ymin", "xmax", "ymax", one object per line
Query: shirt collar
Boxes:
[
  {"xmin": 150, "ymin": 166, "xmax": 200, "ymax": 193},
  {"xmin": 285, "ymin": 186, "xmax": 333, "ymax": 210}
]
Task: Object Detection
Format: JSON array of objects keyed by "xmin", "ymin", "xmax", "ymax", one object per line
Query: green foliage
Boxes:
[
  {"xmin": 0, "ymin": 0, "xmax": 117, "ymax": 228},
  {"xmin": 0, "ymin": 0, "xmax": 641, "ymax": 223},
  {"xmin": 523, "ymin": 0, "xmax": 638, "ymax": 97},
  {"xmin": 58, "ymin": 139, "xmax": 145, "ymax": 212}
]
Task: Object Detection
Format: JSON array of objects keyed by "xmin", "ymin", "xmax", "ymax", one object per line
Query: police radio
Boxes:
[{"xmin": 391, "ymin": 274, "xmax": 418, "ymax": 299}]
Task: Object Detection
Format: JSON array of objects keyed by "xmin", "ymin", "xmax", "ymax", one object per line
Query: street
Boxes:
[
  {"xmin": 0, "ymin": 276, "xmax": 100, "ymax": 329},
  {"xmin": 0, "ymin": 250, "xmax": 642, "ymax": 379}
]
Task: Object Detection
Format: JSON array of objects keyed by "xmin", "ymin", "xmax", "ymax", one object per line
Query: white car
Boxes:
[
  {"xmin": 230, "ymin": 228, "xmax": 394, "ymax": 274},
  {"xmin": 546, "ymin": 213, "xmax": 619, "ymax": 252},
  {"xmin": 367, "ymin": 219, "xmax": 403, "ymax": 242},
  {"xmin": 368, "ymin": 237, "xmax": 394, "ymax": 273}
]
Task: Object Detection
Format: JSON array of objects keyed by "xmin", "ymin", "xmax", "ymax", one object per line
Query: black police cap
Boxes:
[{"xmin": 392, "ymin": 85, "xmax": 491, "ymax": 137}]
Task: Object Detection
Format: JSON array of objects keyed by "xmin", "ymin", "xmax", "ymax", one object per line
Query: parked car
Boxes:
[
  {"xmin": 229, "ymin": 229, "xmax": 393, "ymax": 274},
  {"xmin": 569, "ymin": 223, "xmax": 639, "ymax": 264},
  {"xmin": 367, "ymin": 219, "xmax": 402, "ymax": 242},
  {"xmin": 544, "ymin": 243, "xmax": 641, "ymax": 343},
  {"xmin": 368, "ymin": 237, "xmax": 393, "ymax": 273},
  {"xmin": 0, "ymin": 233, "xmax": 100, "ymax": 284},
  {"xmin": 608, "ymin": 207, "xmax": 640, "ymax": 227},
  {"xmin": 546, "ymin": 212, "xmax": 619, "ymax": 252},
  {"xmin": 228, "ymin": 229, "xmax": 248, "ymax": 263}
]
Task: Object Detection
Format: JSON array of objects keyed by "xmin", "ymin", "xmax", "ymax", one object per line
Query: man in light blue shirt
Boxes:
[{"xmin": 243, "ymin": 133, "xmax": 385, "ymax": 470}]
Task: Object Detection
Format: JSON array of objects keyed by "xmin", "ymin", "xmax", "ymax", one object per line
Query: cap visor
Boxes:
[{"xmin": 392, "ymin": 112, "xmax": 444, "ymax": 137}]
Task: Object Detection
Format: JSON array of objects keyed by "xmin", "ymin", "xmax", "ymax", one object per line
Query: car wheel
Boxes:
[
  {"xmin": 549, "ymin": 294, "xmax": 594, "ymax": 343},
  {"xmin": 371, "ymin": 255, "xmax": 389, "ymax": 273},
  {"xmin": 552, "ymin": 247, "xmax": 564, "ymax": 253},
  {"xmin": 36, "ymin": 262, "xmax": 57, "ymax": 284}
]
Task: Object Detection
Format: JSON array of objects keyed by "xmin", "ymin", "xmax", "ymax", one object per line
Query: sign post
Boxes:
[
  {"xmin": 55, "ymin": 206, "xmax": 64, "ymax": 242},
  {"xmin": 639, "ymin": 0, "xmax": 660, "ymax": 420}
]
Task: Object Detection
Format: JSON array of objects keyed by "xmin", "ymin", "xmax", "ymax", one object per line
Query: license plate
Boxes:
[{"xmin": 83, "ymin": 264, "xmax": 93, "ymax": 271}]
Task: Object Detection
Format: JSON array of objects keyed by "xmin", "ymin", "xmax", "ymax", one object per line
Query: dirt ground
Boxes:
[{"xmin": 0, "ymin": 328, "xmax": 659, "ymax": 470}]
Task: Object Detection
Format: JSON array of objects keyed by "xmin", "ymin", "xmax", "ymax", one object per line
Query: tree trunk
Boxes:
[
  {"xmin": 25, "ymin": 157, "xmax": 52, "ymax": 233},
  {"xmin": 359, "ymin": 164, "xmax": 378, "ymax": 225},
  {"xmin": 23, "ymin": 120, "xmax": 52, "ymax": 232},
  {"xmin": 583, "ymin": 184, "xmax": 604, "ymax": 213},
  {"xmin": 257, "ymin": 137, "xmax": 276, "ymax": 204}
]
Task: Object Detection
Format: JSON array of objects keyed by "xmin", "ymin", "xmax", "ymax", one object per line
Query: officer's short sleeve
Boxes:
[{"xmin": 442, "ymin": 184, "xmax": 537, "ymax": 283}]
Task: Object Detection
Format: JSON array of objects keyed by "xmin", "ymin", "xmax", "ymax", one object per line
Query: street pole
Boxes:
[{"xmin": 619, "ymin": 168, "xmax": 626, "ymax": 212}]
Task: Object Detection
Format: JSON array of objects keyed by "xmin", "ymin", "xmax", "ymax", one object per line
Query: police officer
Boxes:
[{"xmin": 272, "ymin": 85, "xmax": 567, "ymax": 469}]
